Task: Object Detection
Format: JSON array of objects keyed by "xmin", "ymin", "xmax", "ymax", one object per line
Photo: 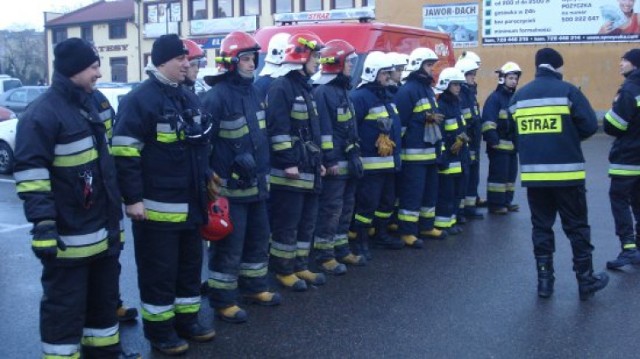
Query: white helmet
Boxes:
[
  {"xmin": 360, "ymin": 51, "xmax": 394, "ymax": 84},
  {"xmin": 496, "ymin": 61, "xmax": 522, "ymax": 83},
  {"xmin": 406, "ymin": 47, "xmax": 438, "ymax": 72},
  {"xmin": 260, "ymin": 32, "xmax": 290, "ymax": 77},
  {"xmin": 435, "ymin": 67, "xmax": 465, "ymax": 91},
  {"xmin": 389, "ymin": 52, "xmax": 409, "ymax": 70},
  {"xmin": 458, "ymin": 50, "xmax": 481, "ymax": 66},
  {"xmin": 455, "ymin": 58, "xmax": 479, "ymax": 75}
]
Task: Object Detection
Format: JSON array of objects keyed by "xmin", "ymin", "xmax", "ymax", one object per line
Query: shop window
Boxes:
[
  {"xmin": 332, "ymin": 0, "xmax": 353, "ymax": 9},
  {"xmin": 272, "ymin": 0, "xmax": 292, "ymax": 13},
  {"xmin": 190, "ymin": 0, "xmax": 207, "ymax": 20},
  {"xmin": 215, "ymin": 0, "xmax": 233, "ymax": 17},
  {"xmin": 242, "ymin": 0, "xmax": 261, "ymax": 15},
  {"xmin": 303, "ymin": 0, "xmax": 322, "ymax": 11}
]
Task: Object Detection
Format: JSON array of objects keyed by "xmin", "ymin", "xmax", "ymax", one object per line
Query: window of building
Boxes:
[
  {"xmin": 242, "ymin": 0, "xmax": 260, "ymax": 15},
  {"xmin": 52, "ymin": 28, "xmax": 67, "ymax": 44},
  {"xmin": 145, "ymin": 2, "xmax": 182, "ymax": 23},
  {"xmin": 109, "ymin": 22, "xmax": 126, "ymax": 39},
  {"xmin": 303, "ymin": 0, "xmax": 322, "ymax": 11},
  {"xmin": 81, "ymin": 26, "xmax": 93, "ymax": 43},
  {"xmin": 215, "ymin": 0, "xmax": 233, "ymax": 17},
  {"xmin": 190, "ymin": 0, "xmax": 207, "ymax": 20},
  {"xmin": 110, "ymin": 57, "xmax": 128, "ymax": 83},
  {"xmin": 272, "ymin": 0, "xmax": 292, "ymax": 13},
  {"xmin": 332, "ymin": 0, "xmax": 353, "ymax": 8},
  {"xmin": 363, "ymin": 0, "xmax": 374, "ymax": 6}
]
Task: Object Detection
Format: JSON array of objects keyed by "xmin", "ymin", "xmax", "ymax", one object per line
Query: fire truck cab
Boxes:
[{"xmin": 253, "ymin": 7, "xmax": 455, "ymax": 85}]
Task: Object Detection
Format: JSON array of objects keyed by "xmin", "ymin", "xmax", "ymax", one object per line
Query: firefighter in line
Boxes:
[
  {"xmin": 255, "ymin": 32, "xmax": 290, "ymax": 101},
  {"xmin": 202, "ymin": 31, "xmax": 282, "ymax": 323},
  {"xmin": 350, "ymin": 51, "xmax": 404, "ymax": 259},
  {"xmin": 312, "ymin": 39, "xmax": 367, "ymax": 274},
  {"xmin": 266, "ymin": 32, "xmax": 328, "ymax": 291},
  {"xmin": 510, "ymin": 47, "xmax": 608, "ymax": 300},
  {"xmin": 456, "ymin": 55, "xmax": 484, "ymax": 222},
  {"xmin": 14, "ymin": 38, "xmax": 139, "ymax": 359},
  {"xmin": 603, "ymin": 48, "xmax": 640, "ymax": 269},
  {"xmin": 182, "ymin": 38, "xmax": 206, "ymax": 94},
  {"xmin": 112, "ymin": 34, "xmax": 217, "ymax": 355},
  {"xmin": 387, "ymin": 52, "xmax": 408, "ymax": 94},
  {"xmin": 482, "ymin": 62, "xmax": 521, "ymax": 215},
  {"xmin": 434, "ymin": 67, "xmax": 468, "ymax": 235},
  {"xmin": 394, "ymin": 47, "xmax": 447, "ymax": 247}
]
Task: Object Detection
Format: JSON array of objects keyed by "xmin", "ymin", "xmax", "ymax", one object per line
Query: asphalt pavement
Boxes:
[{"xmin": 1, "ymin": 133, "xmax": 640, "ymax": 358}]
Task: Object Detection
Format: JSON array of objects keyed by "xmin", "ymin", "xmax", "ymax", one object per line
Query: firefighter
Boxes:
[
  {"xmin": 266, "ymin": 31, "xmax": 328, "ymax": 291},
  {"xmin": 603, "ymin": 48, "xmax": 640, "ymax": 269},
  {"xmin": 350, "ymin": 51, "xmax": 404, "ymax": 258},
  {"xmin": 511, "ymin": 47, "xmax": 608, "ymax": 300},
  {"xmin": 255, "ymin": 32, "xmax": 290, "ymax": 101},
  {"xmin": 434, "ymin": 67, "xmax": 468, "ymax": 235},
  {"xmin": 201, "ymin": 31, "xmax": 281, "ymax": 323},
  {"xmin": 395, "ymin": 47, "xmax": 447, "ymax": 246},
  {"xmin": 387, "ymin": 52, "xmax": 408, "ymax": 93},
  {"xmin": 112, "ymin": 34, "xmax": 217, "ymax": 355},
  {"xmin": 312, "ymin": 39, "xmax": 367, "ymax": 274},
  {"xmin": 182, "ymin": 38, "xmax": 206, "ymax": 94},
  {"xmin": 482, "ymin": 62, "xmax": 521, "ymax": 215},
  {"xmin": 13, "ymin": 38, "xmax": 138, "ymax": 359},
  {"xmin": 455, "ymin": 57, "xmax": 484, "ymax": 221}
]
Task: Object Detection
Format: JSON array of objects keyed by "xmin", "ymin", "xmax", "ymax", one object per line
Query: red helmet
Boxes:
[
  {"xmin": 182, "ymin": 39, "xmax": 204, "ymax": 61},
  {"xmin": 282, "ymin": 31, "xmax": 325, "ymax": 65},
  {"xmin": 319, "ymin": 40, "xmax": 356, "ymax": 74},
  {"xmin": 200, "ymin": 197, "xmax": 233, "ymax": 241},
  {"xmin": 216, "ymin": 31, "xmax": 260, "ymax": 71}
]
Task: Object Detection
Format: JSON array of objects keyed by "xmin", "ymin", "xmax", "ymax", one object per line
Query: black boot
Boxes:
[
  {"xmin": 535, "ymin": 255, "xmax": 554, "ymax": 298},
  {"xmin": 371, "ymin": 222, "xmax": 404, "ymax": 250},
  {"xmin": 573, "ymin": 256, "xmax": 609, "ymax": 301},
  {"xmin": 175, "ymin": 313, "xmax": 216, "ymax": 342},
  {"xmin": 355, "ymin": 228, "xmax": 372, "ymax": 261}
]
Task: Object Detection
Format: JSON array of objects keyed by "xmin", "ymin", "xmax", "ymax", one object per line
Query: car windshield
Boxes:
[{"xmin": 3, "ymin": 80, "xmax": 21, "ymax": 91}]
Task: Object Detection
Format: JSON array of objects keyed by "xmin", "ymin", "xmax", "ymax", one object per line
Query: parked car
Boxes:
[
  {"xmin": 0, "ymin": 106, "xmax": 16, "ymax": 122},
  {"xmin": 0, "ymin": 74, "xmax": 22, "ymax": 94},
  {"xmin": 0, "ymin": 115, "xmax": 17, "ymax": 174},
  {"xmin": 97, "ymin": 86, "xmax": 133, "ymax": 114},
  {"xmin": 0, "ymin": 86, "xmax": 48, "ymax": 117}
]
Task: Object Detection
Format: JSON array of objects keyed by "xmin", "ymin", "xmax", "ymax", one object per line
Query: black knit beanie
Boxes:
[
  {"xmin": 152, "ymin": 34, "xmax": 188, "ymax": 66},
  {"xmin": 535, "ymin": 47, "xmax": 564, "ymax": 69},
  {"xmin": 53, "ymin": 38, "xmax": 100, "ymax": 77},
  {"xmin": 623, "ymin": 49, "xmax": 640, "ymax": 68}
]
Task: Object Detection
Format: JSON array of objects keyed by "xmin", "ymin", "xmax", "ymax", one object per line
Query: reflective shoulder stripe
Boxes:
[
  {"xmin": 54, "ymin": 136, "xmax": 94, "ymax": 155},
  {"xmin": 14, "ymin": 168, "xmax": 50, "ymax": 182},
  {"xmin": 365, "ymin": 106, "xmax": 389, "ymax": 120},
  {"xmin": 413, "ymin": 98, "xmax": 433, "ymax": 113},
  {"xmin": 515, "ymin": 97, "xmax": 570, "ymax": 109}
]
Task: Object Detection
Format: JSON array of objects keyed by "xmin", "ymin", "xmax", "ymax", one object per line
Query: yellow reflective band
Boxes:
[
  {"xmin": 57, "ymin": 239, "xmax": 109, "ymax": 259},
  {"xmin": 374, "ymin": 211, "xmax": 393, "ymax": 219},
  {"xmin": 259, "ymin": 119, "xmax": 266, "ymax": 129},
  {"xmin": 401, "ymin": 152, "xmax": 436, "ymax": 161},
  {"xmin": 141, "ymin": 307, "xmax": 175, "ymax": 322},
  {"xmin": 521, "ymin": 171, "xmax": 585, "ymax": 181},
  {"xmin": 321, "ymin": 142, "xmax": 334, "ymax": 150},
  {"xmin": 444, "ymin": 121, "xmax": 459, "ymax": 131},
  {"xmin": 605, "ymin": 112, "xmax": 628, "ymax": 131},
  {"xmin": 239, "ymin": 266, "xmax": 268, "ymax": 278},
  {"xmin": 32, "ymin": 239, "xmax": 57, "ymax": 248},
  {"xmin": 413, "ymin": 102, "xmax": 432, "ymax": 113},
  {"xmin": 175, "ymin": 303, "xmax": 200, "ymax": 314},
  {"xmin": 220, "ymin": 186, "xmax": 259, "ymax": 197},
  {"xmin": 463, "ymin": 112, "xmax": 472, "ymax": 119},
  {"xmin": 44, "ymin": 354, "xmax": 80, "ymax": 359},
  {"xmin": 17, "ymin": 180, "xmax": 51, "ymax": 193},
  {"xmin": 269, "ymin": 176, "xmax": 314, "ymax": 189},
  {"xmin": 361, "ymin": 159, "xmax": 395, "ymax": 170},
  {"xmin": 146, "ymin": 210, "xmax": 188, "ymax": 223},
  {"xmin": 156, "ymin": 132, "xmax": 179, "ymax": 143},
  {"xmin": 514, "ymin": 105, "xmax": 570, "ymax": 117},
  {"xmin": 219, "ymin": 125, "xmax": 249, "ymax": 139},
  {"xmin": 517, "ymin": 115, "xmax": 562, "ymax": 134},
  {"xmin": 104, "ymin": 119, "xmax": 112, "ymax": 131},
  {"xmin": 81, "ymin": 331, "xmax": 119, "ymax": 348},
  {"xmin": 208, "ymin": 278, "xmax": 237, "ymax": 290},
  {"xmin": 270, "ymin": 247, "xmax": 297, "ymax": 259},
  {"xmin": 272, "ymin": 142, "xmax": 292, "ymax": 151},
  {"xmin": 291, "ymin": 111, "xmax": 309, "ymax": 120},
  {"xmin": 111, "ymin": 146, "xmax": 141, "ymax": 157},
  {"xmin": 624, "ymin": 243, "xmax": 637, "ymax": 250},
  {"xmin": 608, "ymin": 169, "xmax": 640, "ymax": 176},
  {"xmin": 53, "ymin": 149, "xmax": 98, "ymax": 167},
  {"xmin": 482, "ymin": 122, "xmax": 497, "ymax": 132},
  {"xmin": 398, "ymin": 214, "xmax": 419, "ymax": 222},
  {"xmin": 355, "ymin": 214, "xmax": 372, "ymax": 224},
  {"xmin": 314, "ymin": 241, "xmax": 334, "ymax": 250},
  {"xmin": 337, "ymin": 112, "xmax": 352, "ymax": 122}
]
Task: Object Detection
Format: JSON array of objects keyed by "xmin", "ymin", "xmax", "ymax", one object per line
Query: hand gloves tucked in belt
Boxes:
[
  {"xmin": 31, "ymin": 220, "xmax": 66, "ymax": 261},
  {"xmin": 375, "ymin": 134, "xmax": 396, "ymax": 157}
]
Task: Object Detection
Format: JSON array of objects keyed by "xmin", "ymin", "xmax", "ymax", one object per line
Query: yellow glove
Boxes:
[
  {"xmin": 375, "ymin": 134, "xmax": 396, "ymax": 157},
  {"xmin": 450, "ymin": 137, "xmax": 464, "ymax": 155},
  {"xmin": 207, "ymin": 173, "xmax": 223, "ymax": 201}
]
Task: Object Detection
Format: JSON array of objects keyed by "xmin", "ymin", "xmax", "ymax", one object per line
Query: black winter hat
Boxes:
[
  {"xmin": 53, "ymin": 38, "xmax": 100, "ymax": 77},
  {"xmin": 623, "ymin": 49, "xmax": 640, "ymax": 68},
  {"xmin": 152, "ymin": 34, "xmax": 188, "ymax": 66},
  {"xmin": 535, "ymin": 47, "xmax": 564, "ymax": 69}
]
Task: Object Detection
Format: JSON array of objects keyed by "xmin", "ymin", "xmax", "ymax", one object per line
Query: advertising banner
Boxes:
[
  {"xmin": 423, "ymin": 2, "xmax": 479, "ymax": 48},
  {"xmin": 483, "ymin": 0, "xmax": 640, "ymax": 44}
]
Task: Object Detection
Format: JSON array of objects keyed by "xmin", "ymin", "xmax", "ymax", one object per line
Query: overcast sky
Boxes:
[{"xmin": 0, "ymin": 0, "xmax": 96, "ymax": 31}]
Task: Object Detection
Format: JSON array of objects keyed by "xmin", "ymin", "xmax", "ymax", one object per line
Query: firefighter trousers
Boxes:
[
  {"xmin": 353, "ymin": 172, "xmax": 396, "ymax": 229},
  {"xmin": 527, "ymin": 186, "xmax": 594, "ymax": 258},
  {"xmin": 398, "ymin": 163, "xmax": 439, "ymax": 236},
  {"xmin": 314, "ymin": 177, "xmax": 357, "ymax": 263},
  {"xmin": 132, "ymin": 223, "xmax": 203, "ymax": 342},
  {"xmin": 487, "ymin": 150, "xmax": 518, "ymax": 209},
  {"xmin": 435, "ymin": 173, "xmax": 462, "ymax": 228},
  {"xmin": 269, "ymin": 189, "xmax": 320, "ymax": 275},
  {"xmin": 40, "ymin": 254, "xmax": 121, "ymax": 359},
  {"xmin": 208, "ymin": 200, "xmax": 270, "ymax": 308},
  {"xmin": 609, "ymin": 176, "xmax": 640, "ymax": 245},
  {"xmin": 465, "ymin": 154, "xmax": 481, "ymax": 213}
]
